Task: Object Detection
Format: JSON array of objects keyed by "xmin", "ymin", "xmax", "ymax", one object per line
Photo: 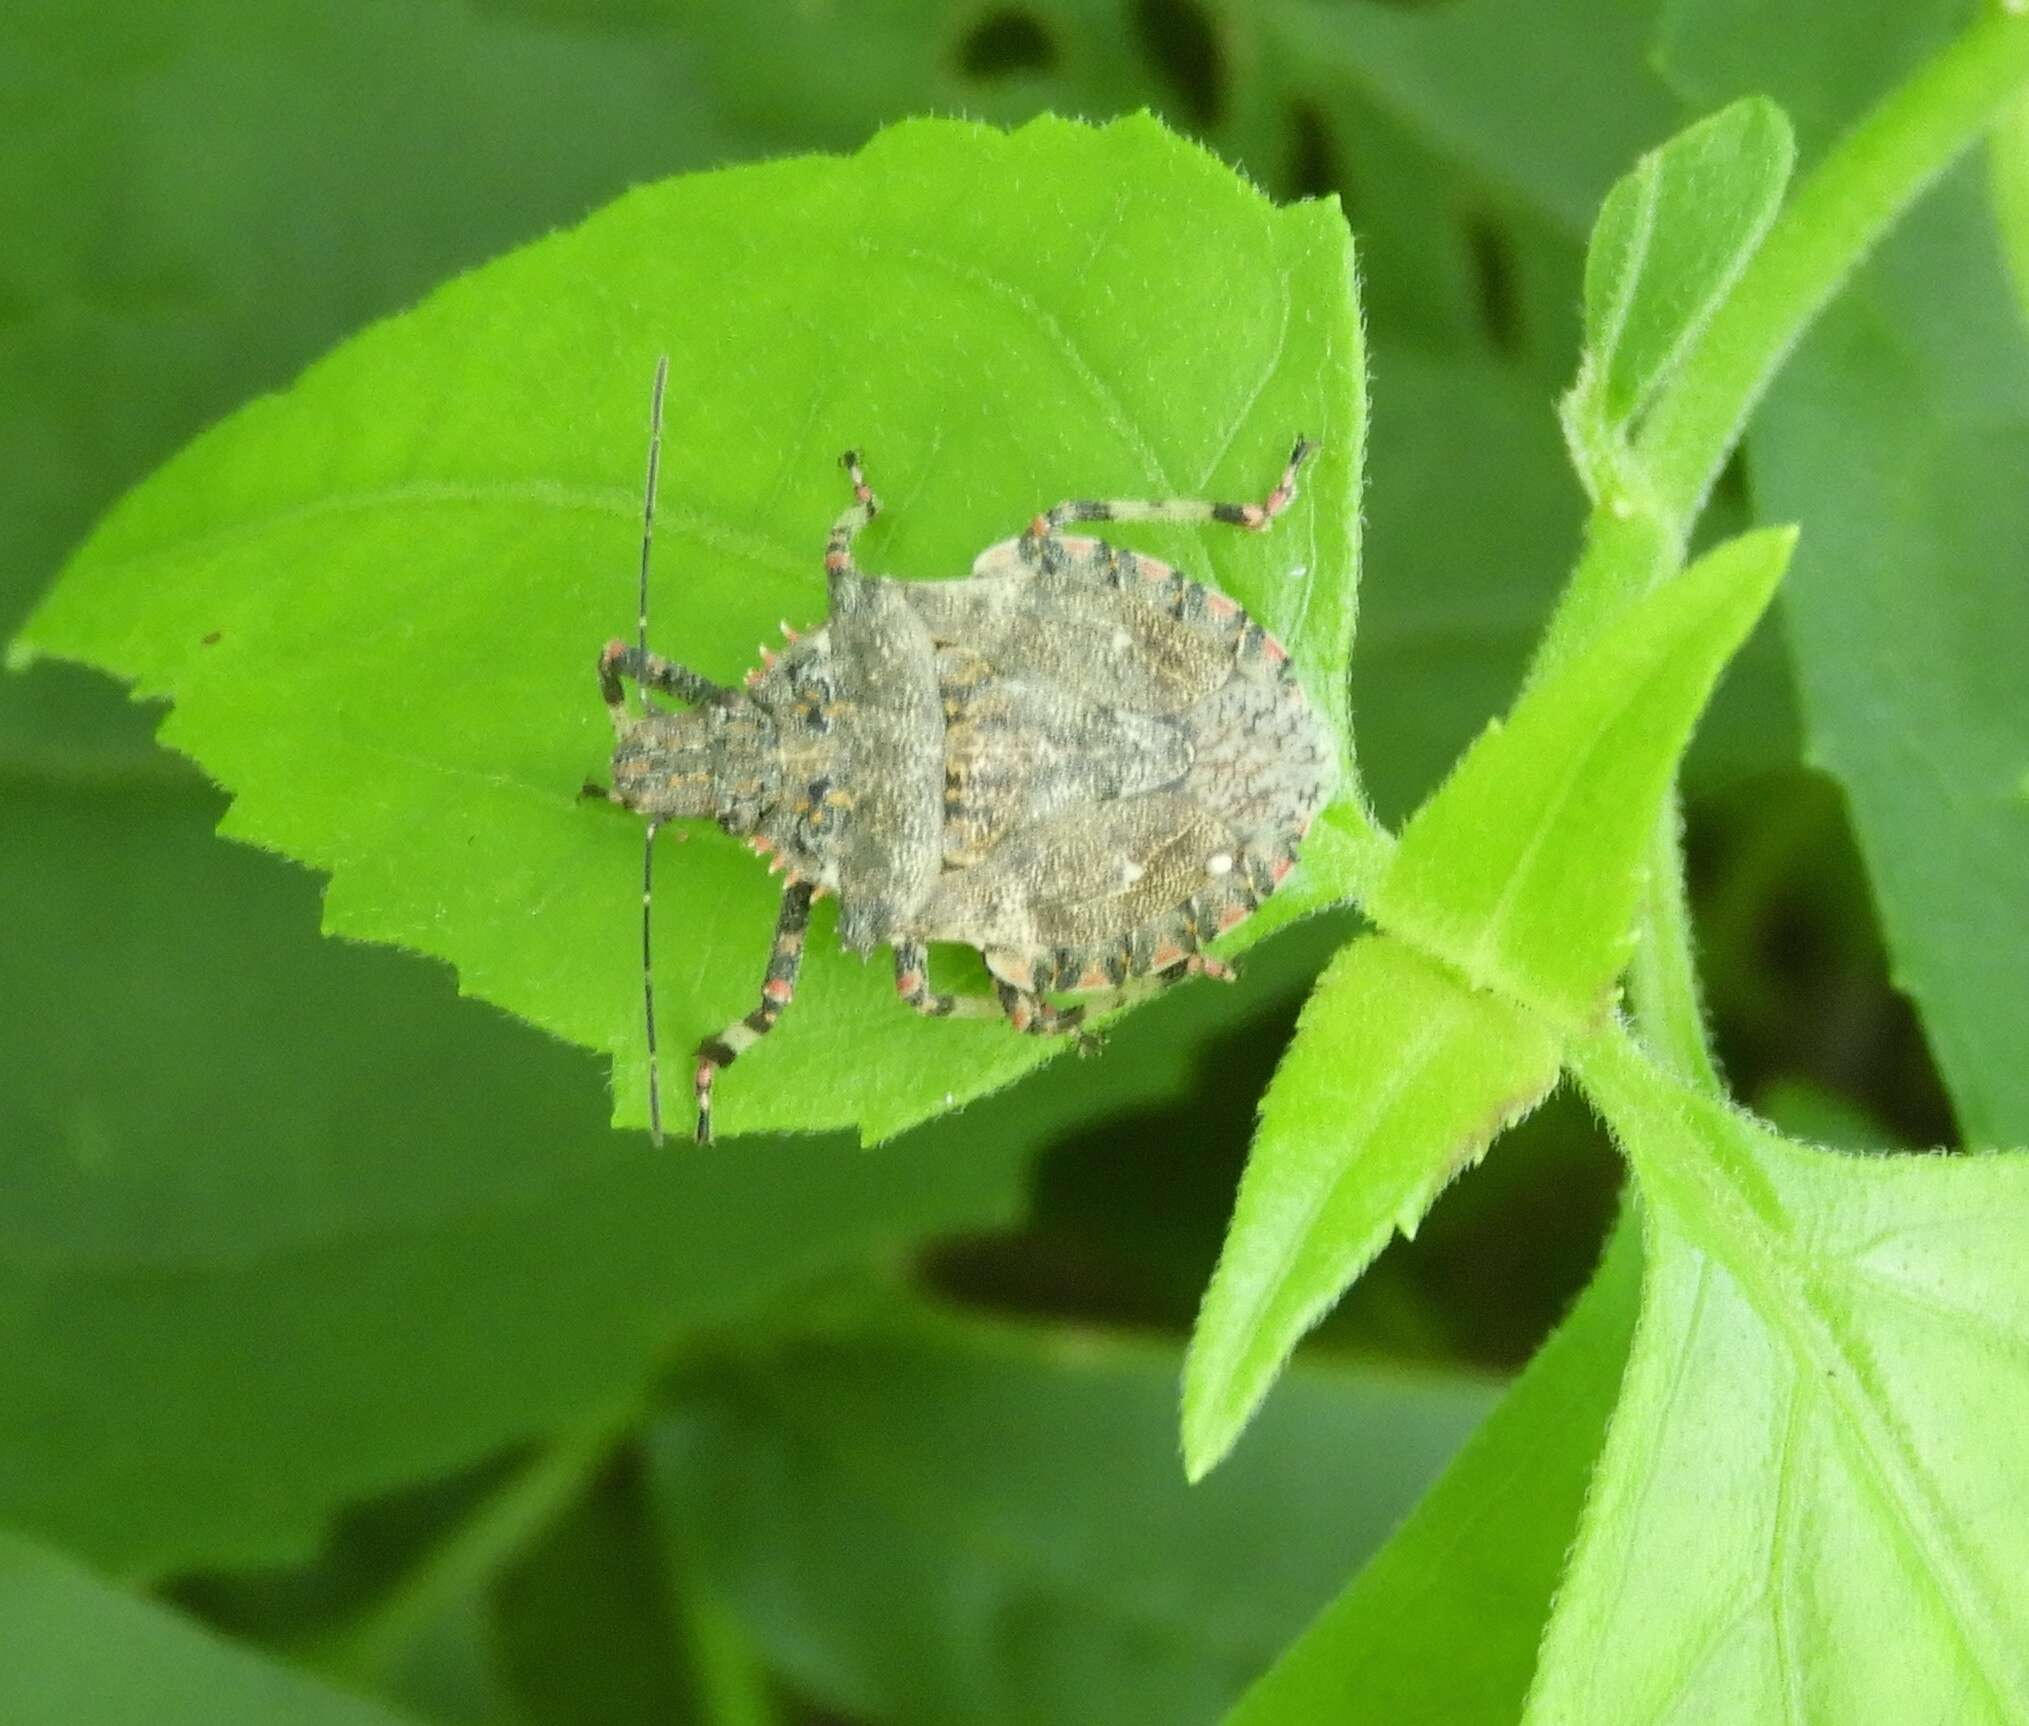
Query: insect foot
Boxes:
[{"xmin": 596, "ymin": 361, "xmax": 1335, "ymax": 1143}]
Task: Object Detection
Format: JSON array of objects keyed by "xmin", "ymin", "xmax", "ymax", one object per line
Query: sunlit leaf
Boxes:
[
  {"xmin": 1182, "ymin": 934, "xmax": 1559, "ymax": 1478},
  {"xmin": 1562, "ymin": 98, "xmax": 1793, "ymax": 494},
  {"xmin": 1538, "ymin": 1022, "xmax": 2029, "ymax": 1723},
  {"xmin": 12, "ymin": 113, "xmax": 1366, "ymax": 1144},
  {"xmin": 1371, "ymin": 526, "xmax": 1791, "ymax": 1032}
]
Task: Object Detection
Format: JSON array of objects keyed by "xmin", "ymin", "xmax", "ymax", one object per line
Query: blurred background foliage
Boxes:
[{"xmin": 1, "ymin": 1, "xmax": 2000, "ymax": 1722}]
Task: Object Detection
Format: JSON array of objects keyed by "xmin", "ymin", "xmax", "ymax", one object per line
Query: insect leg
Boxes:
[
  {"xmin": 823, "ymin": 450, "xmax": 883, "ymax": 577},
  {"xmin": 1031, "ymin": 936, "xmax": 1234, "ymax": 1024},
  {"xmin": 892, "ymin": 941, "xmax": 1001, "ymax": 1020},
  {"xmin": 1051, "ymin": 960, "xmax": 1233, "ymax": 1023},
  {"xmin": 692, "ymin": 880, "xmax": 816, "ymax": 1144},
  {"xmin": 993, "ymin": 980, "xmax": 1091, "ymax": 1038},
  {"xmin": 599, "ymin": 641, "xmax": 734, "ymax": 731},
  {"xmin": 1029, "ymin": 438, "xmax": 1317, "ymax": 539}
]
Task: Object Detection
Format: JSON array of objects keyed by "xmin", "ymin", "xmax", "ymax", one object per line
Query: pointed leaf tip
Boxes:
[
  {"xmin": 1182, "ymin": 936, "xmax": 1558, "ymax": 1477},
  {"xmin": 1370, "ymin": 524, "xmax": 1793, "ymax": 1030}
]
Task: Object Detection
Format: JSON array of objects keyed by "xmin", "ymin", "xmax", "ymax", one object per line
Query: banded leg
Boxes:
[
  {"xmin": 823, "ymin": 450, "xmax": 883, "ymax": 577},
  {"xmin": 1027, "ymin": 437, "xmax": 1317, "ymax": 541},
  {"xmin": 1045, "ymin": 948, "xmax": 1234, "ymax": 996},
  {"xmin": 693, "ymin": 880, "xmax": 815, "ymax": 1144},
  {"xmin": 983, "ymin": 950, "xmax": 1094, "ymax": 1041},
  {"xmin": 599, "ymin": 640, "xmax": 733, "ymax": 733},
  {"xmin": 1027, "ymin": 945, "xmax": 1232, "ymax": 1028},
  {"xmin": 892, "ymin": 942, "xmax": 1001, "ymax": 1020},
  {"xmin": 994, "ymin": 980, "xmax": 1091, "ymax": 1040}
]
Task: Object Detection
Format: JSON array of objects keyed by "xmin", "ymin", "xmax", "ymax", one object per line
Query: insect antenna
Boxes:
[
  {"xmin": 638, "ymin": 353, "xmax": 667, "ymax": 666},
  {"xmin": 642, "ymin": 818, "xmax": 663, "ymax": 1146},
  {"xmin": 639, "ymin": 354, "xmax": 669, "ymax": 1146}
]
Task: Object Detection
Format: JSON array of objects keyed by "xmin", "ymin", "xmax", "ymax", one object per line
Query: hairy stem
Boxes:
[
  {"xmin": 1626, "ymin": 794, "xmax": 1720, "ymax": 1091},
  {"xmin": 1639, "ymin": 8, "xmax": 2029, "ymax": 535},
  {"xmin": 1542, "ymin": 10, "xmax": 2029, "ymax": 1079}
]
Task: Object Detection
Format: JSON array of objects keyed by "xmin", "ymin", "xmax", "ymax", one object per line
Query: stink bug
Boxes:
[{"xmin": 595, "ymin": 359, "xmax": 1336, "ymax": 1143}]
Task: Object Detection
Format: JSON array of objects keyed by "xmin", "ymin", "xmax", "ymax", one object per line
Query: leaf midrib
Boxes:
[
  {"xmin": 49, "ymin": 480, "xmax": 810, "ymax": 609},
  {"xmin": 1448, "ymin": 572, "xmax": 1744, "ymax": 1019}
]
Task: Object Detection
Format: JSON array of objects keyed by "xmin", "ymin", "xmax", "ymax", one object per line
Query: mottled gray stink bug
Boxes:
[{"xmin": 595, "ymin": 359, "xmax": 1337, "ymax": 1143}]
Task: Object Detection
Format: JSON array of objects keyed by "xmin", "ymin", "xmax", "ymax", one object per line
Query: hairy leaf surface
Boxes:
[
  {"xmin": 1563, "ymin": 98, "xmax": 1793, "ymax": 491},
  {"xmin": 1183, "ymin": 934, "xmax": 1559, "ymax": 1477},
  {"xmin": 1536, "ymin": 1024, "xmax": 2029, "ymax": 1723},
  {"xmin": 1372, "ymin": 527, "xmax": 1790, "ymax": 1031},
  {"xmin": 14, "ymin": 114, "xmax": 1366, "ymax": 1143}
]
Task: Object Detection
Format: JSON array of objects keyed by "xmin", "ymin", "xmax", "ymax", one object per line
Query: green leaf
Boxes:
[
  {"xmin": 0, "ymin": 0, "xmax": 770, "ymax": 764},
  {"xmin": 1182, "ymin": 934, "xmax": 1559, "ymax": 1479},
  {"xmin": 1371, "ymin": 526, "xmax": 1792, "ymax": 1032},
  {"xmin": 1562, "ymin": 98, "xmax": 1794, "ymax": 494},
  {"xmin": 1619, "ymin": 9, "xmax": 2029, "ymax": 541},
  {"xmin": 1751, "ymin": 170, "xmax": 2029, "ymax": 1146},
  {"xmin": 1755, "ymin": 1076, "xmax": 1902, "ymax": 1152},
  {"xmin": 11, "ymin": 113, "xmax": 1366, "ymax": 1146},
  {"xmin": 1223, "ymin": 1215, "xmax": 1641, "ymax": 1726},
  {"xmin": 0, "ymin": 773, "xmax": 1035, "ymax": 1576},
  {"xmin": 647, "ymin": 1309, "xmax": 1497, "ymax": 1726},
  {"xmin": 0, "ymin": 1531, "xmax": 427, "ymax": 1726},
  {"xmin": 1345, "ymin": 350, "xmax": 1796, "ymax": 821},
  {"xmin": 1542, "ymin": 1019, "xmax": 2029, "ymax": 1723}
]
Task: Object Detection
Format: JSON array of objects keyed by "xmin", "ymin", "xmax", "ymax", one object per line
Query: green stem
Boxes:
[
  {"xmin": 1567, "ymin": 1017, "xmax": 1787, "ymax": 1259},
  {"xmin": 1525, "ymin": 494, "xmax": 1672, "ymax": 693},
  {"xmin": 1625, "ymin": 793, "xmax": 1720, "ymax": 1091},
  {"xmin": 665, "ymin": 1542, "xmax": 784, "ymax": 1726},
  {"xmin": 1638, "ymin": 7, "xmax": 2029, "ymax": 536},
  {"xmin": 317, "ymin": 1413, "xmax": 625, "ymax": 1685},
  {"xmin": 1542, "ymin": 9, "xmax": 2029, "ymax": 673},
  {"xmin": 1538, "ymin": 10, "xmax": 2029, "ymax": 1081}
]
